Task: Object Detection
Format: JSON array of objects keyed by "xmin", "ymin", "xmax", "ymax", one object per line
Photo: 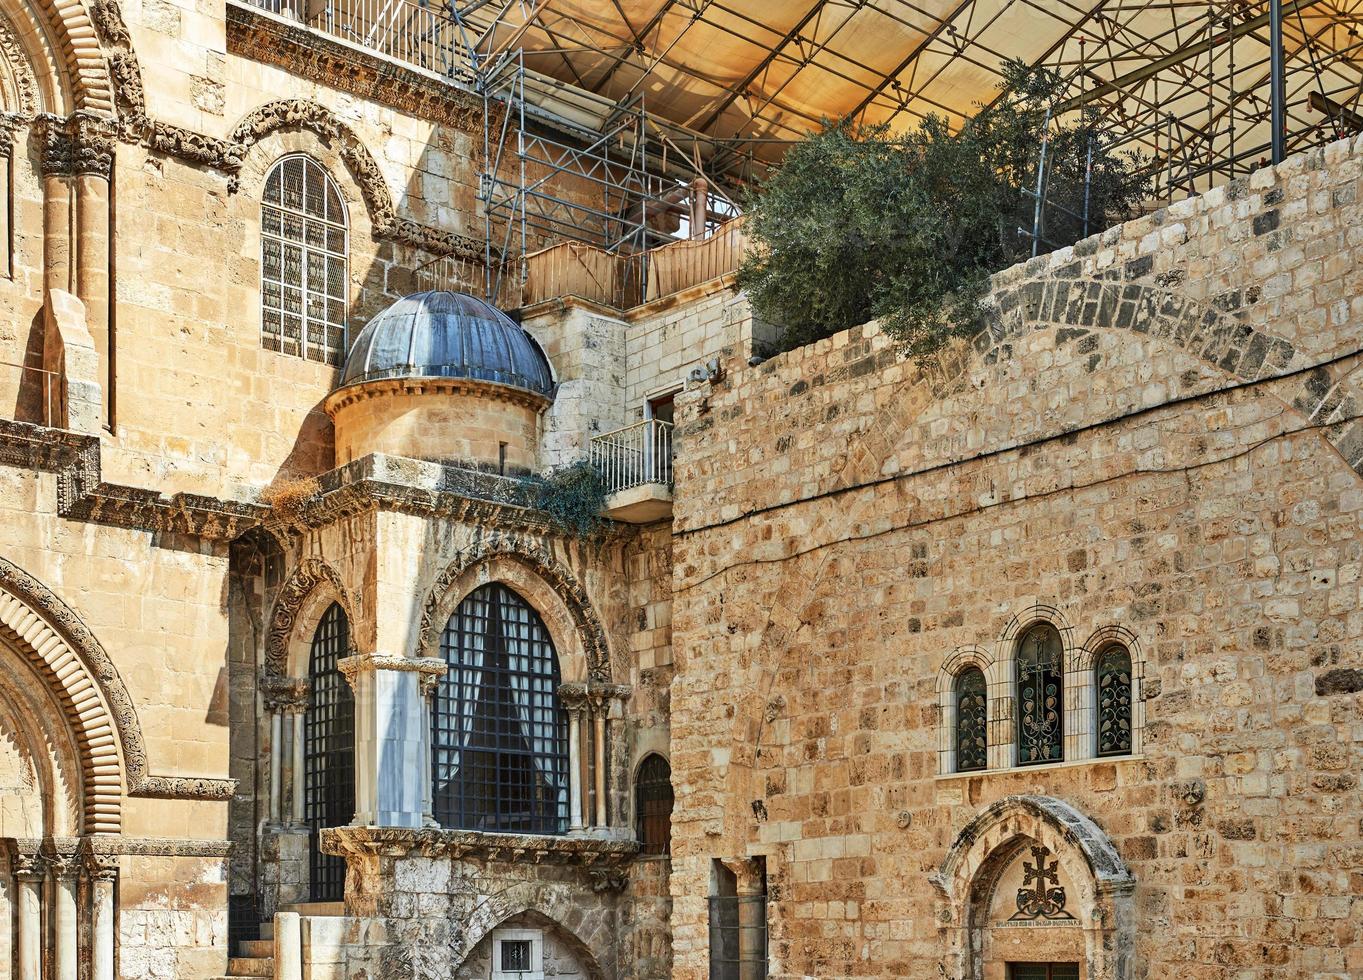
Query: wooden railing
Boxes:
[{"xmin": 589, "ymin": 419, "xmax": 673, "ymax": 494}]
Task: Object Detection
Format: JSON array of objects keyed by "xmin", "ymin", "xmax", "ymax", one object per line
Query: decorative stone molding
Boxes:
[
  {"xmin": 225, "ymin": 2, "xmax": 484, "ymax": 133},
  {"xmin": 24, "ymin": 0, "xmax": 115, "ymax": 113},
  {"xmin": 35, "ymin": 111, "xmax": 117, "ymax": 178},
  {"xmin": 264, "ymin": 558, "xmax": 354, "ymax": 679},
  {"xmin": 0, "ymin": 111, "xmax": 20, "ymax": 153},
  {"xmin": 559, "ymin": 682, "xmax": 630, "ymax": 715},
  {"xmin": 321, "ymin": 826, "xmax": 638, "ymax": 866},
  {"xmin": 336, "ymin": 653, "xmax": 445, "ymax": 694},
  {"xmin": 588, "ymin": 868, "xmax": 630, "ymax": 893},
  {"xmin": 0, "ymin": 7, "xmax": 40, "ymax": 115},
  {"xmin": 324, "ymin": 376, "xmax": 552, "ymax": 417},
  {"xmin": 261, "ymin": 675, "xmax": 311, "ymax": 713},
  {"xmin": 85, "ymin": 836, "xmax": 234, "ymax": 858},
  {"xmin": 6, "ymin": 842, "xmax": 46, "ymax": 880},
  {"xmin": 0, "ymin": 555, "xmax": 237, "ymax": 809},
  {"xmin": 419, "ymin": 534, "xmax": 614, "ymax": 682}
]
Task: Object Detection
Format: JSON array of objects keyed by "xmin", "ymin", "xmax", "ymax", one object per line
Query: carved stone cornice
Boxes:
[
  {"xmin": 84, "ymin": 836, "xmax": 234, "ymax": 858},
  {"xmin": 336, "ymin": 654, "xmax": 445, "ymax": 695},
  {"xmin": 324, "ymin": 376, "xmax": 551, "ymax": 417},
  {"xmin": 36, "ymin": 112, "xmax": 117, "ymax": 179},
  {"xmin": 320, "ymin": 826, "xmax": 638, "ymax": 866},
  {"xmin": 225, "ymin": 3, "xmax": 485, "ymax": 134},
  {"xmin": 261, "ymin": 675, "xmax": 311, "ymax": 713}
]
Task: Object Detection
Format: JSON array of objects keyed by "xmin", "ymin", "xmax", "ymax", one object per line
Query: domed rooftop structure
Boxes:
[{"xmin": 340, "ymin": 290, "xmax": 554, "ymax": 398}]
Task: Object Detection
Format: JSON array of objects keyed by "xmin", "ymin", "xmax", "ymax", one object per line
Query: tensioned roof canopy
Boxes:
[{"xmin": 462, "ymin": 0, "xmax": 1362, "ymax": 195}]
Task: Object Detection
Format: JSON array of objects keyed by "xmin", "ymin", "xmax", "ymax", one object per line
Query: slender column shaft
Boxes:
[
  {"xmin": 270, "ymin": 712, "xmax": 284, "ymax": 824},
  {"xmin": 43, "ymin": 175, "xmax": 73, "ymax": 294},
  {"xmin": 567, "ymin": 709, "xmax": 584, "ymax": 831},
  {"xmin": 91, "ymin": 873, "xmax": 117, "ymax": 980},
  {"xmin": 292, "ymin": 711, "xmax": 306, "ymax": 824},
  {"xmin": 593, "ymin": 710, "xmax": 607, "ymax": 828},
  {"xmin": 53, "ymin": 868, "xmax": 79, "ymax": 980},
  {"xmin": 15, "ymin": 869, "xmax": 41, "ymax": 980},
  {"xmin": 75, "ymin": 173, "xmax": 111, "ymax": 424}
]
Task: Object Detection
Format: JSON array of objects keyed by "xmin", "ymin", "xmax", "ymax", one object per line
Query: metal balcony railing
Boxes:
[{"xmin": 589, "ymin": 419, "xmax": 673, "ymax": 495}]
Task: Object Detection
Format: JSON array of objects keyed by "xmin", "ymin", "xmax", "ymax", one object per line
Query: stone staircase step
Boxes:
[
  {"xmin": 227, "ymin": 956, "xmax": 275, "ymax": 977},
  {"xmin": 239, "ymin": 939, "xmax": 274, "ymax": 958},
  {"xmin": 259, "ymin": 920, "xmax": 274, "ymax": 941},
  {"xmin": 280, "ymin": 900, "xmax": 344, "ymax": 916}
]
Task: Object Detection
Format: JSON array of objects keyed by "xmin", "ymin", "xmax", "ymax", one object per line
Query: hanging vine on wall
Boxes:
[{"xmin": 530, "ymin": 462, "xmax": 609, "ymax": 539}]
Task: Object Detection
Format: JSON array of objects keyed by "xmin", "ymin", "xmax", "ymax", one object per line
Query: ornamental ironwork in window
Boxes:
[
  {"xmin": 954, "ymin": 667, "xmax": 988, "ymax": 773},
  {"xmin": 1016, "ymin": 623, "xmax": 1063, "ymax": 766},
  {"xmin": 261, "ymin": 155, "xmax": 348, "ymax": 364},
  {"xmin": 431, "ymin": 583, "xmax": 569, "ymax": 835},
  {"xmin": 636, "ymin": 753, "xmax": 674, "ymax": 855},
  {"xmin": 1096, "ymin": 645, "xmax": 1133, "ymax": 757},
  {"xmin": 304, "ymin": 602, "xmax": 354, "ymax": 902}
]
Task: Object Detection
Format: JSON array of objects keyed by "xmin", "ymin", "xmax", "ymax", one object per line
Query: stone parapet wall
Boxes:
[{"xmin": 666, "ymin": 136, "xmax": 1363, "ymax": 978}]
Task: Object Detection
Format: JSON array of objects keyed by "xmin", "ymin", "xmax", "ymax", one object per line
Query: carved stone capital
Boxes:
[
  {"xmin": 262, "ymin": 675, "xmax": 310, "ymax": 713},
  {"xmin": 559, "ymin": 682, "xmax": 630, "ymax": 715},
  {"xmin": 7, "ymin": 840, "xmax": 46, "ymax": 880},
  {"xmin": 81, "ymin": 845, "xmax": 119, "ymax": 881},
  {"xmin": 37, "ymin": 112, "xmax": 117, "ymax": 178},
  {"xmin": 0, "ymin": 112, "xmax": 21, "ymax": 155},
  {"xmin": 46, "ymin": 838, "xmax": 83, "ymax": 880}
]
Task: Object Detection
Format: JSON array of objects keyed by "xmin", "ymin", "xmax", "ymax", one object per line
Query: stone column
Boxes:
[
  {"xmin": 339, "ymin": 654, "xmax": 445, "ymax": 827},
  {"xmin": 85, "ymin": 849, "xmax": 118, "ymax": 980},
  {"xmin": 49, "ymin": 844, "xmax": 81, "ymax": 980},
  {"xmin": 263, "ymin": 676, "xmax": 310, "ymax": 827},
  {"xmin": 418, "ymin": 668, "xmax": 441, "ymax": 827},
  {"xmin": 567, "ymin": 704, "xmax": 585, "ymax": 831},
  {"xmin": 269, "ymin": 711, "xmax": 284, "ymax": 824},
  {"xmin": 0, "ymin": 116, "xmax": 16, "ymax": 280},
  {"xmin": 9, "ymin": 844, "xmax": 44, "ymax": 980},
  {"xmin": 561, "ymin": 682, "xmax": 631, "ymax": 833},
  {"xmin": 291, "ymin": 709, "xmax": 307, "ymax": 824},
  {"xmin": 592, "ymin": 709, "xmax": 608, "ymax": 828}
]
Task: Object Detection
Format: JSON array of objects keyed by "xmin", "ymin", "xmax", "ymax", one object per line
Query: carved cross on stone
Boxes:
[{"xmin": 1010, "ymin": 844, "xmax": 1074, "ymax": 921}]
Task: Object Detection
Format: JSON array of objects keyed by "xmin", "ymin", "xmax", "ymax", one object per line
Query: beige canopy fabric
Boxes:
[{"xmin": 463, "ymin": 0, "xmax": 1363, "ymax": 195}]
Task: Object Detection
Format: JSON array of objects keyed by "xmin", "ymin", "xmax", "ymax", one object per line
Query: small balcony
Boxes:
[{"xmin": 589, "ymin": 419, "xmax": 673, "ymax": 524}]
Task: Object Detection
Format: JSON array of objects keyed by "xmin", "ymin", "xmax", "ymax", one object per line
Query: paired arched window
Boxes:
[
  {"xmin": 954, "ymin": 668, "xmax": 988, "ymax": 773},
  {"xmin": 431, "ymin": 583, "xmax": 569, "ymax": 835},
  {"xmin": 1096, "ymin": 645, "xmax": 1133, "ymax": 757},
  {"xmin": 260, "ymin": 155, "xmax": 348, "ymax": 364},
  {"xmin": 304, "ymin": 602, "xmax": 354, "ymax": 902},
  {"xmin": 635, "ymin": 754, "xmax": 674, "ymax": 855},
  {"xmin": 1016, "ymin": 623, "xmax": 1064, "ymax": 766}
]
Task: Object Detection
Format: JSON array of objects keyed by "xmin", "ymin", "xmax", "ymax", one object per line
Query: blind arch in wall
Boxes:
[
  {"xmin": 304, "ymin": 602, "xmax": 354, "ymax": 902},
  {"xmin": 431, "ymin": 583, "xmax": 569, "ymax": 834}
]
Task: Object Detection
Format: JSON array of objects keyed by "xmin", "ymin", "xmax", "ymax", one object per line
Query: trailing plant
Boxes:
[
  {"xmin": 531, "ymin": 461, "xmax": 609, "ymax": 538},
  {"xmin": 737, "ymin": 60, "xmax": 1150, "ymax": 356}
]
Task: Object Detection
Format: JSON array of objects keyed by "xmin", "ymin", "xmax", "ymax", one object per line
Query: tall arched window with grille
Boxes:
[
  {"xmin": 635, "ymin": 754, "xmax": 674, "ymax": 855},
  {"xmin": 431, "ymin": 583, "xmax": 569, "ymax": 834},
  {"xmin": 954, "ymin": 668, "xmax": 988, "ymax": 773},
  {"xmin": 304, "ymin": 602, "xmax": 354, "ymax": 902},
  {"xmin": 1095, "ymin": 645, "xmax": 1133, "ymax": 757},
  {"xmin": 260, "ymin": 155, "xmax": 348, "ymax": 364},
  {"xmin": 1016, "ymin": 623, "xmax": 1064, "ymax": 766}
]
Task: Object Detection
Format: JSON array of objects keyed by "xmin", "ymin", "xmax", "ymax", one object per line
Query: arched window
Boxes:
[
  {"xmin": 304, "ymin": 602, "xmax": 354, "ymax": 902},
  {"xmin": 954, "ymin": 668, "xmax": 988, "ymax": 773},
  {"xmin": 1016, "ymin": 623, "xmax": 1064, "ymax": 766},
  {"xmin": 1096, "ymin": 645, "xmax": 1133, "ymax": 757},
  {"xmin": 261, "ymin": 155, "xmax": 348, "ymax": 364},
  {"xmin": 635, "ymin": 754, "xmax": 674, "ymax": 855},
  {"xmin": 431, "ymin": 583, "xmax": 569, "ymax": 834}
]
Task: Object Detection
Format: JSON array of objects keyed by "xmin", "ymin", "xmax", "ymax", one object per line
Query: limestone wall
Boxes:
[{"xmin": 667, "ymin": 137, "xmax": 1363, "ymax": 978}]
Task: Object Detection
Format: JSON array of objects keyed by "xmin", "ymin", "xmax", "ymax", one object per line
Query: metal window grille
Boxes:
[
  {"xmin": 261, "ymin": 155, "xmax": 349, "ymax": 365},
  {"xmin": 635, "ymin": 753, "xmax": 674, "ymax": 855},
  {"xmin": 500, "ymin": 940, "xmax": 532, "ymax": 972},
  {"xmin": 707, "ymin": 895, "xmax": 767, "ymax": 980},
  {"xmin": 431, "ymin": 583, "xmax": 568, "ymax": 834},
  {"xmin": 1096, "ymin": 645, "xmax": 1134, "ymax": 757},
  {"xmin": 304, "ymin": 602, "xmax": 354, "ymax": 902},
  {"xmin": 954, "ymin": 668, "xmax": 988, "ymax": 773},
  {"xmin": 1008, "ymin": 964, "xmax": 1080, "ymax": 980},
  {"xmin": 1016, "ymin": 624, "xmax": 1064, "ymax": 766}
]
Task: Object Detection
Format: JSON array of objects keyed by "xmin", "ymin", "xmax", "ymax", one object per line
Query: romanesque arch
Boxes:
[
  {"xmin": 933, "ymin": 795, "xmax": 1135, "ymax": 980},
  {"xmin": 457, "ymin": 904, "xmax": 607, "ymax": 980},
  {"xmin": 0, "ymin": 0, "xmax": 115, "ymax": 115},
  {"xmin": 264, "ymin": 557, "xmax": 356, "ymax": 680},
  {"xmin": 419, "ymin": 535, "xmax": 613, "ymax": 683}
]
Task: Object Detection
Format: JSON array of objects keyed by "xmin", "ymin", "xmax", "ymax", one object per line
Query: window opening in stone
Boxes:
[
  {"xmin": 304, "ymin": 602, "xmax": 354, "ymax": 902},
  {"xmin": 491, "ymin": 929, "xmax": 543, "ymax": 980},
  {"xmin": 501, "ymin": 940, "xmax": 531, "ymax": 971},
  {"xmin": 1096, "ymin": 644, "xmax": 1133, "ymax": 757},
  {"xmin": 431, "ymin": 583, "xmax": 569, "ymax": 834},
  {"xmin": 647, "ymin": 390, "xmax": 676, "ymax": 425},
  {"xmin": 1016, "ymin": 623, "xmax": 1064, "ymax": 766},
  {"xmin": 954, "ymin": 667, "xmax": 988, "ymax": 772},
  {"xmin": 708, "ymin": 859, "xmax": 768, "ymax": 979},
  {"xmin": 1007, "ymin": 964, "xmax": 1080, "ymax": 980},
  {"xmin": 261, "ymin": 155, "xmax": 348, "ymax": 364},
  {"xmin": 636, "ymin": 753, "xmax": 674, "ymax": 855}
]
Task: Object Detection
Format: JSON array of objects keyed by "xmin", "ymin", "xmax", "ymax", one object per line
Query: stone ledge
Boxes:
[{"xmin": 320, "ymin": 826, "xmax": 639, "ymax": 866}]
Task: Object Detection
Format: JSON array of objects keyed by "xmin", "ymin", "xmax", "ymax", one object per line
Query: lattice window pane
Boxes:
[
  {"xmin": 431, "ymin": 584, "xmax": 569, "ymax": 835},
  {"xmin": 304, "ymin": 602, "xmax": 354, "ymax": 902},
  {"xmin": 635, "ymin": 754, "xmax": 674, "ymax": 855},
  {"xmin": 1016, "ymin": 624, "xmax": 1064, "ymax": 766},
  {"xmin": 260, "ymin": 155, "xmax": 348, "ymax": 365},
  {"xmin": 1097, "ymin": 646, "xmax": 1133, "ymax": 757},
  {"xmin": 954, "ymin": 668, "xmax": 988, "ymax": 773}
]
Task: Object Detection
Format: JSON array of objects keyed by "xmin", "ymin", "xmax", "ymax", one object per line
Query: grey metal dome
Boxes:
[{"xmin": 340, "ymin": 290, "xmax": 554, "ymax": 397}]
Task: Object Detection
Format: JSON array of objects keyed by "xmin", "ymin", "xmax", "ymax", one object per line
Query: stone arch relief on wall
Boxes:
[
  {"xmin": 0, "ymin": 5, "xmax": 40, "ymax": 116},
  {"xmin": 418, "ymin": 534, "xmax": 614, "ymax": 683},
  {"xmin": 263, "ymin": 556, "xmax": 357, "ymax": 682},
  {"xmin": 933, "ymin": 795, "xmax": 1135, "ymax": 980},
  {"xmin": 0, "ymin": 557, "xmax": 235, "ymax": 815}
]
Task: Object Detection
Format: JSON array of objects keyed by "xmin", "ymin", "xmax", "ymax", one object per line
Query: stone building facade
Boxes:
[{"xmin": 0, "ymin": 0, "xmax": 1360, "ymax": 975}]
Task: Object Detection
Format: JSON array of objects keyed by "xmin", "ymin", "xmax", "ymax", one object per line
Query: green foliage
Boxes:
[
  {"xmin": 531, "ymin": 461, "xmax": 609, "ymax": 538},
  {"xmin": 737, "ymin": 61, "xmax": 1150, "ymax": 356}
]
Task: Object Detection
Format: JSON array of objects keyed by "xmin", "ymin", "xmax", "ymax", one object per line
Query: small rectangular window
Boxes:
[
  {"xmin": 501, "ymin": 940, "xmax": 531, "ymax": 972},
  {"xmin": 491, "ymin": 929, "xmax": 542, "ymax": 980}
]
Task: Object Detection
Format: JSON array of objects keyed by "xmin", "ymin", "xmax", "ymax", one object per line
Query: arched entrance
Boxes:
[{"xmin": 933, "ymin": 796, "xmax": 1135, "ymax": 980}]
